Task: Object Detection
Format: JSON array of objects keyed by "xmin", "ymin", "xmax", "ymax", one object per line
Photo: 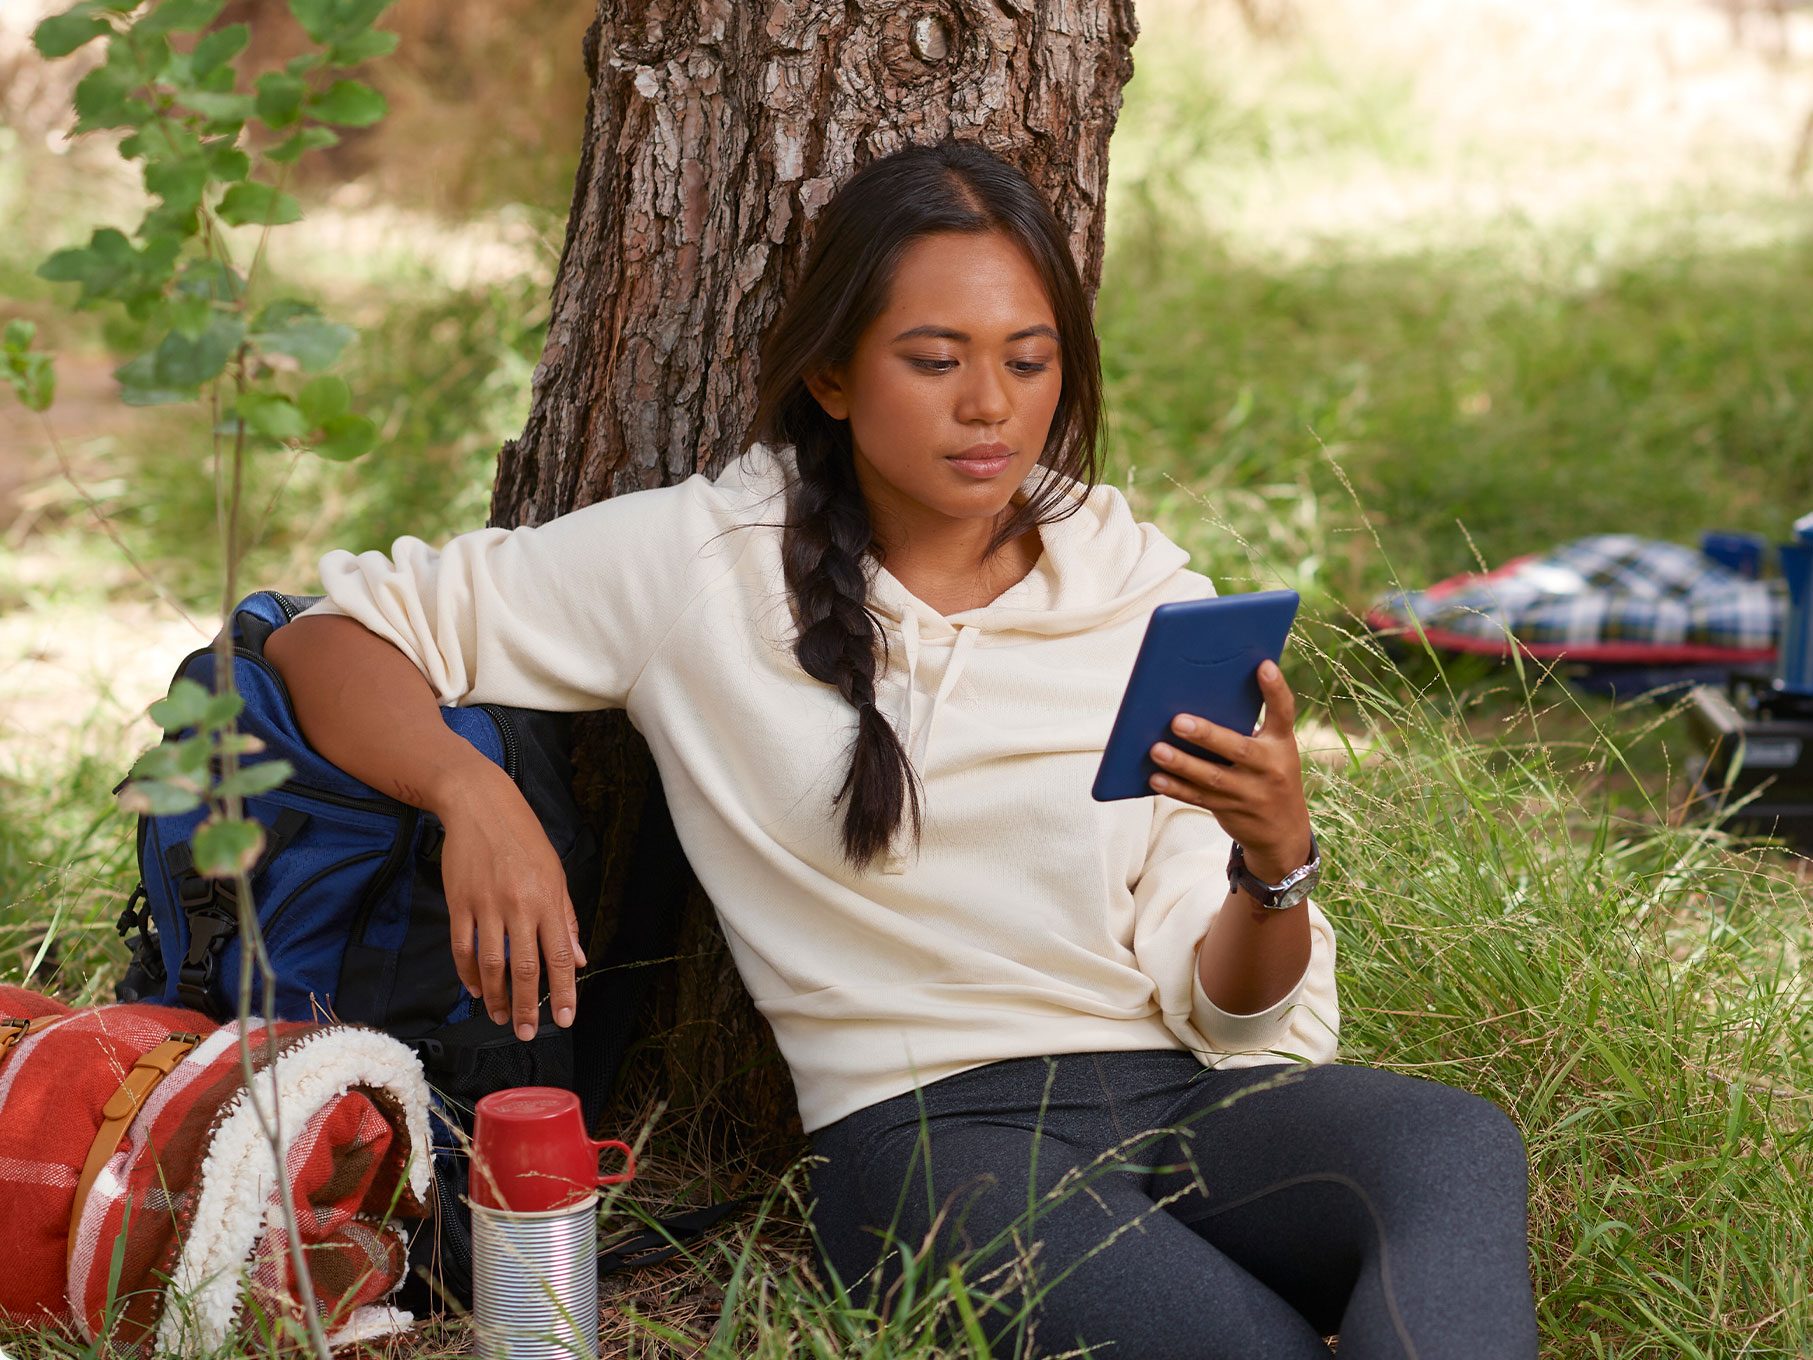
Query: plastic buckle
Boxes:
[
  {"xmin": 176, "ymin": 874, "xmax": 214, "ymax": 911},
  {"xmin": 115, "ymin": 882, "xmax": 149, "ymax": 939},
  {"xmin": 183, "ymin": 910, "xmax": 236, "ymax": 968}
]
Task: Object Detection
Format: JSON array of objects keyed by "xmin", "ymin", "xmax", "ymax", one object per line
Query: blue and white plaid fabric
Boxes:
[{"xmin": 1371, "ymin": 534, "xmax": 1785, "ymax": 654}]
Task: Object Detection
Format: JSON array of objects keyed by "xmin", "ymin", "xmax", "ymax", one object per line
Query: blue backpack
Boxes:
[{"xmin": 114, "ymin": 589, "xmax": 750, "ymax": 1304}]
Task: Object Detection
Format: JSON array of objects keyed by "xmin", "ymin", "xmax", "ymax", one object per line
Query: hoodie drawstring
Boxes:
[{"xmin": 882, "ymin": 614, "xmax": 980, "ymax": 874}]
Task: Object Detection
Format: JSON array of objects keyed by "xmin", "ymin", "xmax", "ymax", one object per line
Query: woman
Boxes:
[{"xmin": 267, "ymin": 139, "xmax": 1539, "ymax": 1358}]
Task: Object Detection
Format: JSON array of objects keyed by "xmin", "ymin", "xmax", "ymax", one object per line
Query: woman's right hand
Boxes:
[{"xmin": 434, "ymin": 763, "xmax": 587, "ymax": 1041}]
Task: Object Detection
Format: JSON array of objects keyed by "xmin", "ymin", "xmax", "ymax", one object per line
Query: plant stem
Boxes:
[
  {"xmin": 217, "ymin": 348, "xmax": 333, "ymax": 1360},
  {"xmin": 33, "ymin": 412, "xmax": 203, "ymax": 634}
]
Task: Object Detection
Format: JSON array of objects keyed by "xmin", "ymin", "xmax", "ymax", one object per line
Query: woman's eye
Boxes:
[{"xmin": 908, "ymin": 358, "xmax": 1053, "ymax": 375}]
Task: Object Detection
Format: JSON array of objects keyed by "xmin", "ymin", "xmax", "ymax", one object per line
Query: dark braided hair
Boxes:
[{"xmin": 746, "ymin": 138, "xmax": 1106, "ymax": 871}]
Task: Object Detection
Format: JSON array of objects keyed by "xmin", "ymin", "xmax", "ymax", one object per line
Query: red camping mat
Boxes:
[{"xmin": 0, "ymin": 983, "xmax": 432, "ymax": 1353}]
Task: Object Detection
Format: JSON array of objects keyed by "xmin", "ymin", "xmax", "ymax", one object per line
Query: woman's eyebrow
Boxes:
[{"xmin": 890, "ymin": 323, "xmax": 1060, "ymax": 343}]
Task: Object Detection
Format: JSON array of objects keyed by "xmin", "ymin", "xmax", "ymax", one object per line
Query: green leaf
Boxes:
[
  {"xmin": 266, "ymin": 126, "xmax": 339, "ymax": 163},
  {"xmin": 284, "ymin": 51, "xmax": 325, "ymax": 77},
  {"xmin": 116, "ymin": 778, "xmax": 204, "ymax": 817},
  {"xmin": 4, "ymin": 353, "xmax": 58, "ymax": 412},
  {"xmin": 314, "ymin": 410, "xmax": 376, "ymax": 461},
  {"xmin": 145, "ymin": 156, "xmax": 208, "ymax": 216},
  {"xmin": 165, "ymin": 293, "xmax": 213, "ymax": 338},
  {"xmin": 215, "ymin": 759, "xmax": 293, "ymax": 799},
  {"xmin": 193, "ymin": 816, "xmax": 265, "ymax": 877},
  {"xmin": 127, "ymin": 741, "xmax": 196, "ymax": 783},
  {"xmin": 205, "ymin": 140, "xmax": 250, "ymax": 183},
  {"xmin": 250, "ymin": 300, "xmax": 352, "ymax": 371},
  {"xmin": 148, "ymin": 677, "xmax": 213, "ymax": 729},
  {"xmin": 306, "ymin": 79, "xmax": 385, "ymax": 127},
  {"xmin": 72, "ymin": 64, "xmax": 151, "ymax": 133},
  {"xmin": 37, "ymin": 227, "xmax": 140, "ymax": 303},
  {"xmin": 237, "ymin": 390, "xmax": 308, "ymax": 440},
  {"xmin": 189, "ymin": 21, "xmax": 248, "ymax": 76},
  {"xmin": 181, "ymin": 89, "xmax": 254, "ymax": 126},
  {"xmin": 150, "ymin": 310, "xmax": 243, "ymax": 386},
  {"xmin": 194, "ymin": 57, "xmax": 237, "ymax": 93},
  {"xmin": 138, "ymin": 0, "xmax": 227, "ymax": 37},
  {"xmin": 119, "ymin": 119, "xmax": 201, "ymax": 163},
  {"xmin": 3, "ymin": 320, "xmax": 34, "ymax": 351},
  {"xmin": 289, "ymin": 0, "xmax": 391, "ymax": 45},
  {"xmin": 327, "ymin": 27, "xmax": 397, "ymax": 64},
  {"xmin": 297, "ymin": 373, "xmax": 349, "ymax": 423},
  {"xmin": 175, "ymin": 257, "xmax": 242, "ymax": 302},
  {"xmin": 32, "ymin": 6, "xmax": 109, "ymax": 59},
  {"xmin": 198, "ymin": 689, "xmax": 245, "ymax": 728},
  {"xmin": 113, "ymin": 351, "xmax": 197, "ymax": 405},
  {"xmin": 254, "ymin": 71, "xmax": 305, "ymax": 129},
  {"xmin": 217, "ymin": 182, "xmax": 302, "ymax": 227}
]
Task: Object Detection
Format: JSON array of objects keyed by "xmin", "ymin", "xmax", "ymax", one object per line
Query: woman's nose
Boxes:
[{"xmin": 958, "ymin": 361, "xmax": 1013, "ymax": 425}]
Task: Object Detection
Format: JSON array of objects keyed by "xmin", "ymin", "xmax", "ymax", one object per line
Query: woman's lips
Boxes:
[{"xmin": 947, "ymin": 453, "xmax": 1013, "ymax": 479}]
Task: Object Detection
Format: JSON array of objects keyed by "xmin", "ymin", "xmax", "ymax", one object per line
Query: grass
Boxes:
[{"xmin": 5, "ymin": 0, "xmax": 1813, "ymax": 1353}]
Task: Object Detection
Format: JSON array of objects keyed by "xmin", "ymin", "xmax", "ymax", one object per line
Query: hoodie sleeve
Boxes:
[
  {"xmin": 291, "ymin": 476, "xmax": 739, "ymax": 711},
  {"xmin": 1130, "ymin": 793, "xmax": 1340, "ymax": 1066}
]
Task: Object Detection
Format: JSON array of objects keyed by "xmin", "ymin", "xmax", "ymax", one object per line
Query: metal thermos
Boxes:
[{"xmin": 471, "ymin": 1195, "xmax": 600, "ymax": 1360}]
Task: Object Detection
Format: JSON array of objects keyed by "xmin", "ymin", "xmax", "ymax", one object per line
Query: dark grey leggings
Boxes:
[{"xmin": 803, "ymin": 1051, "xmax": 1539, "ymax": 1359}]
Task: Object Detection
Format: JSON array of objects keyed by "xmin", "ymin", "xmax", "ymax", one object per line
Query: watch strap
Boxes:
[{"xmin": 1228, "ymin": 832, "xmax": 1319, "ymax": 909}]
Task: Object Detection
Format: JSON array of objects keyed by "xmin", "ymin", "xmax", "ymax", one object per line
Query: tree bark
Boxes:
[{"xmin": 492, "ymin": 0, "xmax": 1140, "ymax": 1168}]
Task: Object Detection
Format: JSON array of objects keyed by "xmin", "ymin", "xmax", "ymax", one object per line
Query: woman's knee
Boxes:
[
  {"xmin": 1419, "ymin": 1081, "xmax": 1528, "ymax": 1183},
  {"xmin": 1363, "ymin": 1076, "xmax": 1532, "ymax": 1237}
]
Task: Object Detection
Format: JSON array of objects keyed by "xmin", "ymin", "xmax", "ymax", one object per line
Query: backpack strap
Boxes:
[
  {"xmin": 0, "ymin": 1014, "xmax": 54, "ymax": 1069},
  {"xmin": 596, "ymin": 1196, "xmax": 757, "ymax": 1274},
  {"xmin": 67, "ymin": 1031, "xmax": 200, "ymax": 1270},
  {"xmin": 166, "ymin": 806, "xmax": 311, "ymax": 1015}
]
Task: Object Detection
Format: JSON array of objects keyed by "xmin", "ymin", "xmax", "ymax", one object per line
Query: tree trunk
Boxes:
[{"xmin": 491, "ymin": 0, "xmax": 1139, "ymax": 1169}]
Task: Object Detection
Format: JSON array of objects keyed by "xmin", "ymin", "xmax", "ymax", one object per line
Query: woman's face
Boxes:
[{"xmin": 804, "ymin": 229, "xmax": 1063, "ymax": 547}]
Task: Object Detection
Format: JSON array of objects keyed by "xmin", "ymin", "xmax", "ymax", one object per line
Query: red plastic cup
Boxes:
[{"xmin": 470, "ymin": 1087, "xmax": 636, "ymax": 1212}]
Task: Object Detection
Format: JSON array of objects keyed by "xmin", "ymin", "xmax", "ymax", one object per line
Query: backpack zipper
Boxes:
[
  {"xmin": 261, "ymin": 848, "xmax": 388, "ymax": 941},
  {"xmin": 473, "ymin": 704, "xmax": 522, "ymax": 782}
]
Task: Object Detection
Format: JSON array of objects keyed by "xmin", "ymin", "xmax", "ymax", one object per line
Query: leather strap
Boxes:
[
  {"xmin": 0, "ymin": 1014, "xmax": 52, "ymax": 1065},
  {"xmin": 67, "ymin": 1033, "xmax": 200, "ymax": 1271}
]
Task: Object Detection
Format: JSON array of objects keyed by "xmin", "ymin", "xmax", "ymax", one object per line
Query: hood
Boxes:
[
  {"xmin": 726, "ymin": 441, "xmax": 1195, "ymax": 872},
  {"xmin": 728, "ymin": 439, "xmax": 1192, "ymax": 640}
]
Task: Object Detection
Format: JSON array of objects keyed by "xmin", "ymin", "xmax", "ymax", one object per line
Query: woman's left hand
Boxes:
[{"xmin": 1148, "ymin": 659, "xmax": 1314, "ymax": 883}]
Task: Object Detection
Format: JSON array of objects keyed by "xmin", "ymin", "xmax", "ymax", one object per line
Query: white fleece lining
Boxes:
[
  {"xmin": 153, "ymin": 1025, "xmax": 432, "ymax": 1355},
  {"xmin": 326, "ymin": 1303, "xmax": 415, "ymax": 1348}
]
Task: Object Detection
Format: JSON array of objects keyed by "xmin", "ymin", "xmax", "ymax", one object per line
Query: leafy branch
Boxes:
[{"xmin": 7, "ymin": 1, "xmax": 400, "ymax": 1354}]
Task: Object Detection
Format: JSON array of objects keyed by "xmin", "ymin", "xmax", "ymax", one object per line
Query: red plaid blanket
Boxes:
[{"xmin": 0, "ymin": 984, "xmax": 431, "ymax": 1352}]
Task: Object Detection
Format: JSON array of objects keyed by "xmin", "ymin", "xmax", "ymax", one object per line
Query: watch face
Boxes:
[{"xmin": 1274, "ymin": 863, "xmax": 1320, "ymax": 911}]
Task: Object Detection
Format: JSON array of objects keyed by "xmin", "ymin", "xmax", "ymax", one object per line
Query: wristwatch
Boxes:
[{"xmin": 1227, "ymin": 832, "xmax": 1321, "ymax": 910}]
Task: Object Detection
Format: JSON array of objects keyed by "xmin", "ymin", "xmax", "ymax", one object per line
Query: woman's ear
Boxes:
[{"xmin": 804, "ymin": 363, "xmax": 851, "ymax": 422}]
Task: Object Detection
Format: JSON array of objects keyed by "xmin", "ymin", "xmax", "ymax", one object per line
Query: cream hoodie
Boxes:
[{"xmin": 297, "ymin": 440, "xmax": 1339, "ymax": 1133}]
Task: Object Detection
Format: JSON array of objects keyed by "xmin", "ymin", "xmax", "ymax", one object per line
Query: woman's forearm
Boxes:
[
  {"xmin": 1195, "ymin": 881, "xmax": 1313, "ymax": 1016},
  {"xmin": 263, "ymin": 613, "xmax": 506, "ymax": 817}
]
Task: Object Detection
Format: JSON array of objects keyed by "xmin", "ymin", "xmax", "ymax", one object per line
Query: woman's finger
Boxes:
[
  {"xmin": 1149, "ymin": 761, "xmax": 1253, "ymax": 807},
  {"xmin": 1257, "ymin": 659, "xmax": 1298, "ymax": 737},
  {"xmin": 477, "ymin": 912, "xmax": 509, "ymax": 1027},
  {"xmin": 1163, "ymin": 712, "xmax": 1257, "ymax": 766},
  {"xmin": 448, "ymin": 898, "xmax": 481, "ymax": 999},
  {"xmin": 509, "ymin": 914, "xmax": 543, "ymax": 1041},
  {"xmin": 544, "ymin": 899, "xmax": 581, "ymax": 1029}
]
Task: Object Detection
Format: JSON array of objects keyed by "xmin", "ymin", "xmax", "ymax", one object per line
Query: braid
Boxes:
[{"xmin": 782, "ymin": 445, "xmax": 924, "ymax": 870}]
